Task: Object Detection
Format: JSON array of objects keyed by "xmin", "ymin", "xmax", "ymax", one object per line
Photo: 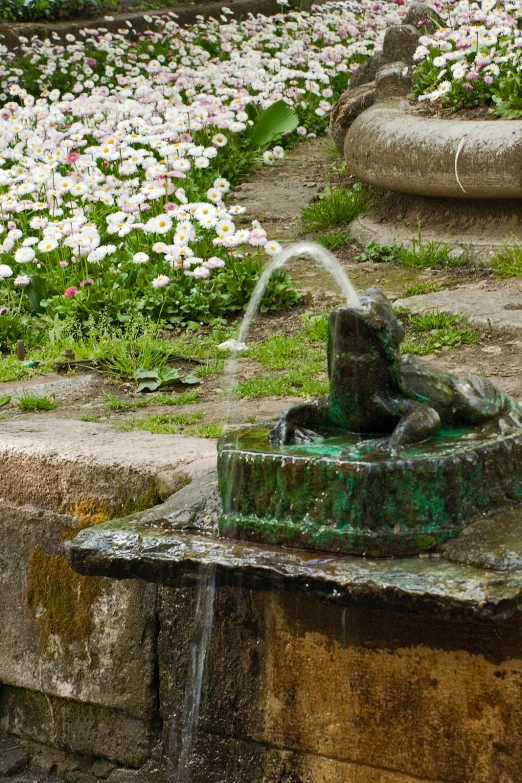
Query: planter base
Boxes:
[{"xmin": 350, "ymin": 193, "xmax": 522, "ymax": 261}]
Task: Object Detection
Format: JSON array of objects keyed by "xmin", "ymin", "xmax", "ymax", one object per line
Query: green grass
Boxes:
[
  {"xmin": 104, "ymin": 389, "xmax": 200, "ymax": 410},
  {"xmin": 233, "ymin": 374, "xmax": 328, "ymax": 398},
  {"xmin": 396, "ymin": 240, "xmax": 466, "ymax": 269},
  {"xmin": 397, "ymin": 309, "xmax": 480, "ymax": 355},
  {"xmin": 301, "ymin": 183, "xmax": 369, "ymax": 233},
  {"xmin": 154, "ymin": 390, "xmax": 200, "ymax": 405},
  {"xmin": 79, "ymin": 415, "xmax": 99, "ymax": 422},
  {"xmin": 17, "ymin": 393, "xmax": 58, "ymax": 412},
  {"xmin": 490, "ymin": 243, "xmax": 522, "ymax": 278},
  {"xmin": 402, "ymin": 282, "xmax": 443, "ymax": 298},
  {"xmin": 354, "ymin": 237, "xmax": 467, "ymax": 269},
  {"xmin": 104, "ymin": 394, "xmax": 151, "ymax": 412},
  {"xmin": 231, "ymin": 312, "xmax": 329, "ymax": 398},
  {"xmin": 0, "ymin": 356, "xmax": 52, "ymax": 383},
  {"xmin": 317, "ymin": 231, "xmax": 352, "ymax": 251},
  {"xmin": 116, "ymin": 412, "xmax": 224, "ymax": 438}
]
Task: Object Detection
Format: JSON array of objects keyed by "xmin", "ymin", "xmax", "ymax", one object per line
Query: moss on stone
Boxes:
[{"xmin": 26, "ymin": 545, "xmax": 103, "ymax": 654}]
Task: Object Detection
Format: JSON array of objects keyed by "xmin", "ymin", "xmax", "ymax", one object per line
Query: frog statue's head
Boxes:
[
  {"xmin": 326, "ymin": 289, "xmax": 405, "ymax": 429},
  {"xmin": 327, "ymin": 288, "xmax": 405, "ymax": 374}
]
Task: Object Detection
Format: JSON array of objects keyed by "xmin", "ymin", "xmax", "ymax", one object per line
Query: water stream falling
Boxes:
[
  {"xmin": 175, "ymin": 243, "xmax": 360, "ymax": 781},
  {"xmin": 173, "ymin": 563, "xmax": 217, "ymax": 783}
]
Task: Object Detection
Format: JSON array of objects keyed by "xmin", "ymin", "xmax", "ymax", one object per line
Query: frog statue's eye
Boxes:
[{"xmin": 360, "ymin": 288, "xmax": 404, "ymax": 347}]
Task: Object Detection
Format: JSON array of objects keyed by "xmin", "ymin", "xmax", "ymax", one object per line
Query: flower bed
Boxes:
[
  {"xmin": 0, "ymin": 1, "xmax": 406, "ymax": 349},
  {"xmin": 411, "ymin": 0, "xmax": 522, "ymax": 117}
]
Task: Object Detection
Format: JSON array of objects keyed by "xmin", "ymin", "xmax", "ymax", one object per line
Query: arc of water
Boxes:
[
  {"xmin": 236, "ymin": 241, "xmax": 361, "ymax": 347},
  {"xmin": 223, "ymin": 242, "xmax": 361, "ymax": 414}
]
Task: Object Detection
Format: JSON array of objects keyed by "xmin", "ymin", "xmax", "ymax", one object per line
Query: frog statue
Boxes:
[{"xmin": 269, "ymin": 288, "xmax": 522, "ymax": 454}]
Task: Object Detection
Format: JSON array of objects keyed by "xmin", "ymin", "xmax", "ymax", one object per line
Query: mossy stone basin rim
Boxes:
[
  {"xmin": 217, "ymin": 425, "xmax": 522, "ymax": 557},
  {"xmin": 344, "ymin": 99, "xmax": 522, "ymax": 199}
]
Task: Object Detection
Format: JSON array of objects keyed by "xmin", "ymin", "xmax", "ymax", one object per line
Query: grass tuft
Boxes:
[
  {"xmin": 17, "ymin": 392, "xmax": 58, "ymax": 412},
  {"xmin": 490, "ymin": 243, "xmax": 522, "ymax": 278},
  {"xmin": 402, "ymin": 282, "xmax": 443, "ymax": 297},
  {"xmin": 397, "ymin": 309, "xmax": 480, "ymax": 355},
  {"xmin": 116, "ymin": 413, "xmax": 224, "ymax": 438},
  {"xmin": 317, "ymin": 231, "xmax": 352, "ymax": 251},
  {"xmin": 301, "ymin": 183, "xmax": 368, "ymax": 233}
]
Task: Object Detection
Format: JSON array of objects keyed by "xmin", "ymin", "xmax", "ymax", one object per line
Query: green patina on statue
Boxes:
[
  {"xmin": 218, "ymin": 290, "xmax": 522, "ymax": 557},
  {"xmin": 269, "ymin": 289, "xmax": 522, "ymax": 452}
]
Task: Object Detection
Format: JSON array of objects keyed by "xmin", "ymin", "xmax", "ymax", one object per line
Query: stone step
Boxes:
[
  {"xmin": 0, "ymin": 417, "xmax": 216, "ymax": 513},
  {"xmin": 394, "ymin": 281, "xmax": 522, "ymax": 332}
]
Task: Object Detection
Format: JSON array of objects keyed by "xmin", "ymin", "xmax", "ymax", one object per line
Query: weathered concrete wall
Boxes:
[
  {"xmin": 158, "ymin": 586, "xmax": 522, "ymax": 783},
  {"xmin": 0, "ymin": 418, "xmax": 216, "ymax": 769},
  {"xmin": 0, "ymin": 501, "xmax": 158, "ymax": 767}
]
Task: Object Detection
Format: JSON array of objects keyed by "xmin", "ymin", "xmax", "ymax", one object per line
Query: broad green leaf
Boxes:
[
  {"xmin": 250, "ymin": 100, "xmax": 299, "ymax": 148},
  {"xmin": 0, "ymin": 395, "xmax": 11, "ymax": 408},
  {"xmin": 137, "ymin": 380, "xmax": 161, "ymax": 392},
  {"xmin": 133, "ymin": 368, "xmax": 160, "ymax": 380},
  {"xmin": 182, "ymin": 374, "xmax": 200, "ymax": 385}
]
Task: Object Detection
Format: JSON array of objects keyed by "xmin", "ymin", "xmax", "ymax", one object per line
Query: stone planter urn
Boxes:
[{"xmin": 330, "ymin": 2, "xmax": 522, "ymax": 255}]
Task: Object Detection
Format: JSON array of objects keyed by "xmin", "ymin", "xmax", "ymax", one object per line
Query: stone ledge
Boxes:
[
  {"xmin": 66, "ymin": 480, "xmax": 522, "ymax": 621},
  {"xmin": 0, "ymin": 417, "xmax": 215, "ymax": 511},
  {"xmin": 395, "ymin": 281, "xmax": 522, "ymax": 334},
  {"xmin": 0, "ymin": 687, "xmax": 155, "ymax": 768}
]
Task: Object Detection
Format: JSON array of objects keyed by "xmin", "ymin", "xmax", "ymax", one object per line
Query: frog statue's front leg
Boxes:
[
  {"xmin": 268, "ymin": 398, "xmax": 329, "ymax": 446},
  {"xmin": 367, "ymin": 394, "xmax": 441, "ymax": 456}
]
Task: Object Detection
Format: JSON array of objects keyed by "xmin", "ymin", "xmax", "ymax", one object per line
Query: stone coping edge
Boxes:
[
  {"xmin": 344, "ymin": 99, "xmax": 522, "ymax": 199},
  {"xmin": 65, "ymin": 480, "xmax": 522, "ymax": 621},
  {"xmin": 0, "ymin": 0, "xmax": 320, "ymax": 51}
]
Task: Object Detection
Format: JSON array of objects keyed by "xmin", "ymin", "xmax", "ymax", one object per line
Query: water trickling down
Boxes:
[{"xmin": 173, "ymin": 563, "xmax": 217, "ymax": 783}]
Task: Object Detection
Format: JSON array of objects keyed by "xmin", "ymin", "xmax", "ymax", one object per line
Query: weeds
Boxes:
[
  {"xmin": 104, "ymin": 394, "xmax": 151, "ymax": 412},
  {"xmin": 154, "ymin": 390, "xmax": 200, "ymax": 406},
  {"xmin": 79, "ymin": 415, "xmax": 99, "ymax": 422},
  {"xmin": 116, "ymin": 413, "xmax": 224, "ymax": 438},
  {"xmin": 0, "ymin": 355, "xmax": 52, "ymax": 383},
  {"xmin": 317, "ymin": 231, "xmax": 352, "ymax": 251},
  {"xmin": 402, "ymin": 283, "xmax": 443, "ymax": 297},
  {"xmin": 397, "ymin": 309, "xmax": 480, "ymax": 355},
  {"xmin": 301, "ymin": 183, "xmax": 369, "ymax": 233},
  {"xmin": 17, "ymin": 393, "xmax": 57, "ymax": 412},
  {"xmin": 354, "ymin": 234, "xmax": 467, "ymax": 269},
  {"xmin": 490, "ymin": 243, "xmax": 522, "ymax": 278}
]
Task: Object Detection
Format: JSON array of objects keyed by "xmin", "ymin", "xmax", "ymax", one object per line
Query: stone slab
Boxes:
[
  {"xmin": 394, "ymin": 281, "xmax": 522, "ymax": 332},
  {"xmin": 67, "ymin": 480, "xmax": 522, "ymax": 619},
  {"xmin": 0, "ymin": 417, "xmax": 216, "ymax": 512},
  {"xmin": 0, "ymin": 688, "xmax": 153, "ymax": 768},
  {"xmin": 0, "ymin": 737, "xmax": 28, "ymax": 777},
  {"xmin": 0, "ymin": 419, "xmax": 214, "ymax": 766},
  {"xmin": 349, "ymin": 195, "xmax": 522, "ymax": 261},
  {"xmin": 0, "ymin": 374, "xmax": 96, "ymax": 403},
  {"xmin": 157, "ymin": 583, "xmax": 522, "ymax": 783},
  {"xmin": 0, "ymin": 501, "xmax": 157, "ymax": 724}
]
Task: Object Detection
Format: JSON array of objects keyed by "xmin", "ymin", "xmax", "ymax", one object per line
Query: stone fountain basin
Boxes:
[
  {"xmin": 344, "ymin": 99, "xmax": 522, "ymax": 199},
  {"xmin": 218, "ymin": 424, "xmax": 522, "ymax": 558},
  {"xmin": 65, "ymin": 475, "xmax": 522, "ymax": 622}
]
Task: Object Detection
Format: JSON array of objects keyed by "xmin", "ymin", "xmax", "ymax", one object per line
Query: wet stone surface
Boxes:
[{"xmin": 66, "ymin": 476, "xmax": 522, "ymax": 622}]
